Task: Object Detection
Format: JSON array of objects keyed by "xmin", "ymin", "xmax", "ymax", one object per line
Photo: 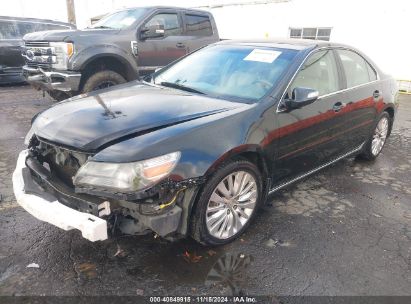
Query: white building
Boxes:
[{"xmin": 3, "ymin": 0, "xmax": 411, "ymax": 79}]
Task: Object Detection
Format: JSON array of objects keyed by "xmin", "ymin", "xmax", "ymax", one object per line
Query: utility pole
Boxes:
[{"xmin": 66, "ymin": 0, "xmax": 76, "ymax": 25}]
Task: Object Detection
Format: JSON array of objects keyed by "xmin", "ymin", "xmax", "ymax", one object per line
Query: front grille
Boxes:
[
  {"xmin": 23, "ymin": 41, "xmax": 54, "ymax": 70},
  {"xmin": 25, "ymin": 41, "xmax": 50, "ymax": 48},
  {"xmin": 0, "ymin": 67, "xmax": 22, "ymax": 75}
]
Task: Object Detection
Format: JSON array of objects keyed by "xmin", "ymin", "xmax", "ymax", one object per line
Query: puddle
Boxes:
[
  {"xmin": 75, "ymin": 262, "xmax": 97, "ymax": 280},
  {"xmin": 273, "ymin": 178, "xmax": 353, "ymax": 217},
  {"xmin": 350, "ymin": 128, "xmax": 411, "ymax": 195},
  {"xmin": 205, "ymin": 253, "xmax": 253, "ymax": 296},
  {"xmin": 97, "ymin": 236, "xmax": 254, "ymax": 295}
]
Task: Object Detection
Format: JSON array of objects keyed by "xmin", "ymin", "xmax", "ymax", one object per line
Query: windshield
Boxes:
[
  {"xmin": 154, "ymin": 45, "xmax": 298, "ymax": 102},
  {"xmin": 91, "ymin": 8, "xmax": 148, "ymax": 29}
]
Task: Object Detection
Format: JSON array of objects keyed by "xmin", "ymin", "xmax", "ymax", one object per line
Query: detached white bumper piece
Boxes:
[{"xmin": 12, "ymin": 150, "xmax": 108, "ymax": 242}]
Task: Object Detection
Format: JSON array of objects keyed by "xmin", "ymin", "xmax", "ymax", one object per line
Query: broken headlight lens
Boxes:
[{"xmin": 73, "ymin": 152, "xmax": 180, "ymax": 192}]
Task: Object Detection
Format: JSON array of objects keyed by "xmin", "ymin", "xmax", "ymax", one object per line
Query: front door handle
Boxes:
[
  {"xmin": 176, "ymin": 42, "xmax": 185, "ymax": 48},
  {"xmin": 373, "ymin": 90, "xmax": 381, "ymax": 99},
  {"xmin": 333, "ymin": 102, "xmax": 346, "ymax": 112}
]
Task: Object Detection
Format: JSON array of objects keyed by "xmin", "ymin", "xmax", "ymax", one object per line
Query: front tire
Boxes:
[
  {"xmin": 358, "ymin": 112, "xmax": 391, "ymax": 160},
  {"xmin": 81, "ymin": 70, "xmax": 126, "ymax": 93},
  {"xmin": 190, "ymin": 160, "xmax": 263, "ymax": 246}
]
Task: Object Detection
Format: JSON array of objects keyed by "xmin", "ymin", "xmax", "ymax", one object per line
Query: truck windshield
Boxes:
[
  {"xmin": 91, "ymin": 8, "xmax": 148, "ymax": 29},
  {"xmin": 154, "ymin": 45, "xmax": 298, "ymax": 102}
]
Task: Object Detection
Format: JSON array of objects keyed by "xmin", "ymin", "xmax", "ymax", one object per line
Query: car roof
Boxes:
[
  {"xmin": 0, "ymin": 16, "xmax": 75, "ymax": 27},
  {"xmin": 217, "ymin": 38, "xmax": 347, "ymax": 51},
  {"xmin": 119, "ymin": 6, "xmax": 211, "ymax": 14}
]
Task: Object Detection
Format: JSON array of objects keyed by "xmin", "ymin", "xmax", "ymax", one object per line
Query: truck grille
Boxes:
[
  {"xmin": 25, "ymin": 41, "xmax": 50, "ymax": 48},
  {"xmin": 23, "ymin": 41, "xmax": 54, "ymax": 70},
  {"xmin": 0, "ymin": 66, "xmax": 22, "ymax": 76}
]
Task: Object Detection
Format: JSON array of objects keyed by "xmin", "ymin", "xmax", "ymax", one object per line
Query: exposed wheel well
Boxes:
[{"xmin": 79, "ymin": 56, "xmax": 135, "ymax": 90}]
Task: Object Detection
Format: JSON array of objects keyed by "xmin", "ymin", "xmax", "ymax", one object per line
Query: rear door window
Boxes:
[
  {"xmin": 337, "ymin": 49, "xmax": 376, "ymax": 88},
  {"xmin": 290, "ymin": 49, "xmax": 340, "ymax": 96},
  {"xmin": 184, "ymin": 14, "xmax": 213, "ymax": 36},
  {"xmin": 0, "ymin": 21, "xmax": 19, "ymax": 39}
]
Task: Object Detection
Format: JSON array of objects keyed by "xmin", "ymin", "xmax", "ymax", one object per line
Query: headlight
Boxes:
[
  {"xmin": 73, "ymin": 152, "xmax": 180, "ymax": 192},
  {"xmin": 50, "ymin": 42, "xmax": 74, "ymax": 70},
  {"xmin": 24, "ymin": 127, "xmax": 35, "ymax": 145}
]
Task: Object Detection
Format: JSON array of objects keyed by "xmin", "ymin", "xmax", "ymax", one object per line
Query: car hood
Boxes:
[
  {"xmin": 32, "ymin": 82, "xmax": 244, "ymax": 152},
  {"xmin": 23, "ymin": 29, "xmax": 120, "ymax": 42}
]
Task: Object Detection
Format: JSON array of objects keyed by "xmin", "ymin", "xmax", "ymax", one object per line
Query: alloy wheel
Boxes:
[
  {"xmin": 371, "ymin": 116, "xmax": 389, "ymax": 156},
  {"xmin": 206, "ymin": 171, "xmax": 257, "ymax": 239}
]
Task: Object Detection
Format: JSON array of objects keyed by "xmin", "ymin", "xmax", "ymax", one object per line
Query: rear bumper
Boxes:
[
  {"xmin": 12, "ymin": 150, "xmax": 108, "ymax": 242},
  {"xmin": 22, "ymin": 66, "xmax": 81, "ymax": 92}
]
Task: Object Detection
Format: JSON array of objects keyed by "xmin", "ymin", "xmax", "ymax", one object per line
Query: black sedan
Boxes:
[{"xmin": 14, "ymin": 39, "xmax": 398, "ymax": 245}]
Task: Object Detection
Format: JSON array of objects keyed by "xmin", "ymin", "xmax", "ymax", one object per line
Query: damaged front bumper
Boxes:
[
  {"xmin": 12, "ymin": 150, "xmax": 197, "ymax": 242},
  {"xmin": 13, "ymin": 150, "xmax": 108, "ymax": 241},
  {"xmin": 22, "ymin": 66, "xmax": 81, "ymax": 92}
]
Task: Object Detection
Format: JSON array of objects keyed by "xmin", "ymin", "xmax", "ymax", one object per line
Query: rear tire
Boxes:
[
  {"xmin": 81, "ymin": 70, "xmax": 126, "ymax": 93},
  {"xmin": 190, "ymin": 160, "xmax": 263, "ymax": 246},
  {"xmin": 357, "ymin": 112, "xmax": 391, "ymax": 161}
]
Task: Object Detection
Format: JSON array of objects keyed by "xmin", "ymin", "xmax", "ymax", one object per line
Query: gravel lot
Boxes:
[{"xmin": 0, "ymin": 84, "xmax": 410, "ymax": 296}]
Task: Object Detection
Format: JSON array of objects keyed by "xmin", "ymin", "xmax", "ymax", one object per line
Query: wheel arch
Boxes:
[
  {"xmin": 204, "ymin": 145, "xmax": 269, "ymax": 180},
  {"xmin": 79, "ymin": 54, "xmax": 136, "ymax": 89}
]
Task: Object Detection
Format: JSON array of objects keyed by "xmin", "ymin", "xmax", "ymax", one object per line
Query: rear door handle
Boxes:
[
  {"xmin": 373, "ymin": 90, "xmax": 381, "ymax": 99},
  {"xmin": 333, "ymin": 102, "xmax": 346, "ymax": 112},
  {"xmin": 176, "ymin": 42, "xmax": 185, "ymax": 48}
]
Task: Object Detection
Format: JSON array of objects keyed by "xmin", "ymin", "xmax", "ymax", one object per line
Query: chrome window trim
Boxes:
[
  {"xmin": 276, "ymin": 46, "xmax": 380, "ymax": 113},
  {"xmin": 317, "ymin": 79, "xmax": 380, "ymax": 99}
]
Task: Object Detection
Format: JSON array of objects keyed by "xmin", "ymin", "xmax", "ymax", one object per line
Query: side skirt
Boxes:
[{"xmin": 268, "ymin": 143, "xmax": 365, "ymax": 195}]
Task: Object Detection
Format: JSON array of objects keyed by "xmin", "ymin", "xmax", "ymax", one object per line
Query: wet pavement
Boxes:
[{"xmin": 0, "ymin": 85, "xmax": 410, "ymax": 296}]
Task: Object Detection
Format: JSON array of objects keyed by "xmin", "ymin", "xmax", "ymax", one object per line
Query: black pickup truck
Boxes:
[
  {"xmin": 22, "ymin": 6, "xmax": 219, "ymax": 100},
  {"xmin": 0, "ymin": 16, "xmax": 74, "ymax": 84}
]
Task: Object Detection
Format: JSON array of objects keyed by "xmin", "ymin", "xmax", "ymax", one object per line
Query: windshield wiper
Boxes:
[
  {"xmin": 160, "ymin": 82, "xmax": 205, "ymax": 95},
  {"xmin": 91, "ymin": 25, "xmax": 114, "ymax": 29}
]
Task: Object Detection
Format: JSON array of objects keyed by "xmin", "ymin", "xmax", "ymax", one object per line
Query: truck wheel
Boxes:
[
  {"xmin": 82, "ymin": 70, "xmax": 126, "ymax": 93},
  {"xmin": 190, "ymin": 160, "xmax": 263, "ymax": 246}
]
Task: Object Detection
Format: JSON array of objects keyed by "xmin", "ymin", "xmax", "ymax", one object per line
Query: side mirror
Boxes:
[
  {"xmin": 285, "ymin": 87, "xmax": 319, "ymax": 109},
  {"xmin": 140, "ymin": 24, "xmax": 165, "ymax": 39}
]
